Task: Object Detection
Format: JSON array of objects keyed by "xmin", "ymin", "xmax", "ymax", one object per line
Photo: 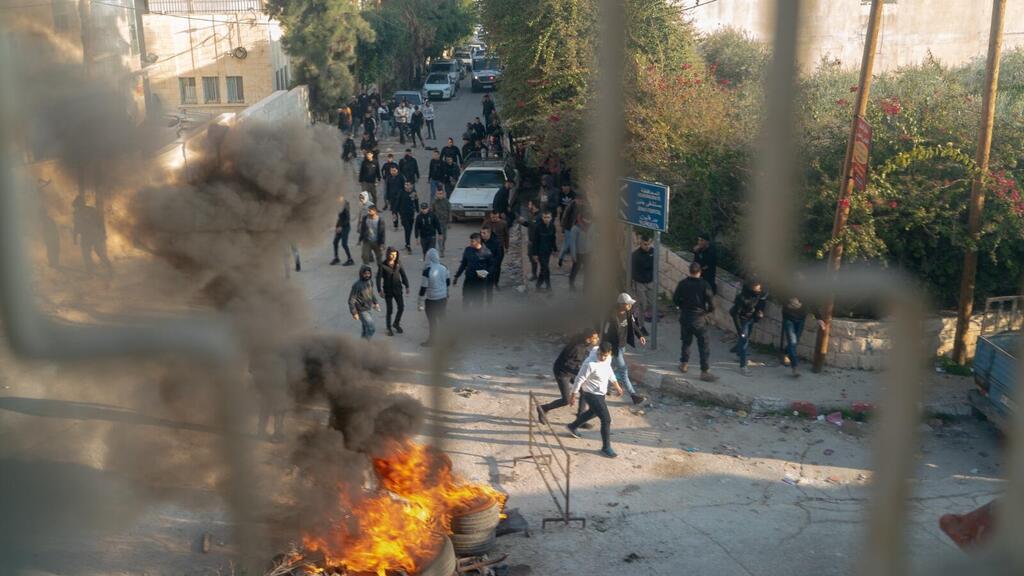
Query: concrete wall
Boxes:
[
  {"xmin": 656, "ymin": 245, "xmax": 1022, "ymax": 370},
  {"xmin": 685, "ymin": 0, "xmax": 1024, "ymax": 72},
  {"xmin": 142, "ymin": 12, "xmax": 280, "ymax": 117}
]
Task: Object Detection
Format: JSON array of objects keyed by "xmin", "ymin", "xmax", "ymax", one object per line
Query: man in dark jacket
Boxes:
[
  {"xmin": 601, "ymin": 293, "xmax": 648, "ymax": 405},
  {"xmin": 537, "ymin": 327, "xmax": 600, "ymax": 423},
  {"xmin": 349, "ymin": 265, "xmax": 380, "ymax": 339},
  {"xmin": 518, "ymin": 199, "xmax": 542, "ymax": 281},
  {"xmin": 397, "ymin": 181, "xmax": 418, "ymax": 253},
  {"xmin": 453, "ymin": 232, "xmax": 493, "ymax": 309},
  {"xmin": 672, "ymin": 261, "xmax": 718, "ymax": 381},
  {"xmin": 428, "ymin": 150, "xmax": 446, "ymax": 196},
  {"xmin": 330, "ymin": 197, "xmax": 354, "ymax": 266},
  {"xmin": 381, "ymin": 153, "xmax": 399, "ymax": 186},
  {"xmin": 357, "ymin": 205, "xmax": 385, "ymax": 265},
  {"xmin": 399, "ymin": 148, "xmax": 420, "ymax": 185},
  {"xmin": 358, "ymin": 151, "xmax": 381, "ymax": 205},
  {"xmin": 441, "ymin": 137, "xmax": 462, "ymax": 167},
  {"xmin": 480, "ymin": 225, "xmax": 503, "ymax": 304},
  {"xmin": 730, "ymin": 279, "xmax": 767, "ymax": 376},
  {"xmin": 409, "ymin": 106, "xmax": 425, "ymax": 147},
  {"xmin": 431, "ymin": 185, "xmax": 452, "ymax": 257},
  {"xmin": 342, "ymin": 135, "xmax": 357, "ymax": 161},
  {"xmin": 359, "ymin": 132, "xmax": 377, "ymax": 155},
  {"xmin": 414, "ymin": 202, "xmax": 443, "ymax": 256},
  {"xmin": 482, "ymin": 94, "xmax": 496, "ymax": 128},
  {"xmin": 461, "ymin": 137, "xmax": 475, "ymax": 164},
  {"xmin": 530, "ymin": 210, "xmax": 557, "ymax": 291},
  {"xmin": 384, "ymin": 166, "xmax": 407, "ymax": 230},
  {"xmin": 443, "ymin": 155, "xmax": 461, "ymax": 197},
  {"xmin": 693, "ymin": 232, "xmax": 718, "ymax": 293},
  {"xmin": 631, "ymin": 235, "xmax": 655, "ymax": 323}
]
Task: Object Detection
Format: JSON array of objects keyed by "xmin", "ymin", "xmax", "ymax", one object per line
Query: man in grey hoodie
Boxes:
[
  {"xmin": 417, "ymin": 248, "xmax": 450, "ymax": 347},
  {"xmin": 349, "ymin": 265, "xmax": 381, "ymax": 339}
]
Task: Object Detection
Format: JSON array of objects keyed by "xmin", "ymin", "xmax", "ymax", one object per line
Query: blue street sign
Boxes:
[{"xmin": 619, "ymin": 177, "xmax": 670, "ymax": 232}]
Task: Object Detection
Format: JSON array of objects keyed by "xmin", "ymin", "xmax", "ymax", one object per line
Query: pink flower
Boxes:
[
  {"xmin": 850, "ymin": 85, "xmax": 859, "ymax": 93},
  {"xmin": 836, "ymin": 98, "xmax": 849, "ymax": 106},
  {"xmin": 548, "ymin": 114, "xmax": 561, "ymax": 123},
  {"xmin": 881, "ymin": 97, "xmax": 902, "ymax": 116},
  {"xmin": 839, "ymin": 198, "xmax": 851, "ymax": 209},
  {"xmin": 682, "ymin": 63, "xmax": 692, "ymax": 70},
  {"xmin": 889, "ymin": 201, "xmax": 898, "ymax": 209}
]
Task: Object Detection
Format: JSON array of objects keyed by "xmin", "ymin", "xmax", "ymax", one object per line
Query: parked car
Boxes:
[
  {"xmin": 471, "ymin": 58, "xmax": 501, "ymax": 92},
  {"xmin": 422, "ymin": 73, "xmax": 456, "ymax": 101},
  {"xmin": 430, "ymin": 59, "xmax": 462, "ymax": 85},
  {"xmin": 393, "ymin": 90, "xmax": 424, "ymax": 108},
  {"xmin": 453, "ymin": 49, "xmax": 473, "ymax": 72},
  {"xmin": 969, "ymin": 331, "xmax": 1018, "ymax": 432},
  {"xmin": 449, "ymin": 160, "xmax": 516, "ymax": 221}
]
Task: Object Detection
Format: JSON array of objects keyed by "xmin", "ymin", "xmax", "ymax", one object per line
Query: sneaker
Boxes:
[
  {"xmin": 536, "ymin": 406, "xmax": 548, "ymax": 425},
  {"xmin": 630, "ymin": 393, "xmax": 647, "ymax": 406},
  {"xmin": 557, "ymin": 257, "xmax": 564, "ymax": 268},
  {"xmin": 386, "ymin": 328, "xmax": 395, "ymax": 337},
  {"xmin": 679, "ymin": 362, "xmax": 688, "ymax": 374},
  {"xmin": 565, "ymin": 424, "xmax": 581, "ymax": 439},
  {"xmin": 406, "ymin": 246, "xmax": 412, "ymax": 254},
  {"xmin": 295, "ymin": 262, "xmax": 301, "ymax": 272},
  {"xmin": 343, "ymin": 259, "xmax": 355, "ymax": 266},
  {"xmin": 700, "ymin": 371, "xmax": 719, "ymax": 382},
  {"xmin": 394, "ymin": 324, "xmax": 404, "ymax": 334},
  {"xmin": 600, "ymin": 447, "xmax": 618, "ymax": 459},
  {"xmin": 578, "ymin": 421, "xmax": 594, "ymax": 430},
  {"xmin": 740, "ymin": 367, "xmax": 752, "ymax": 377},
  {"xmin": 330, "ymin": 258, "xmax": 341, "ymax": 265}
]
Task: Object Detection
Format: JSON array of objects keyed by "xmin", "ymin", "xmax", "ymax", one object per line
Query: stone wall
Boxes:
[{"xmin": 655, "ymin": 246, "xmax": 1020, "ymax": 370}]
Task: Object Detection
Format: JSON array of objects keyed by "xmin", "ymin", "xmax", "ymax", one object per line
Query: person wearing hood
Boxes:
[
  {"xmin": 342, "ymin": 134, "xmax": 357, "ymax": 161},
  {"xmin": 729, "ymin": 278, "xmax": 768, "ymax": 376},
  {"xmin": 330, "ymin": 195, "xmax": 354, "ymax": 266},
  {"xmin": 357, "ymin": 191, "xmax": 372, "ymax": 219},
  {"xmin": 358, "ymin": 204, "xmax": 385, "ymax": 265},
  {"xmin": 418, "ymin": 248, "xmax": 450, "ymax": 347},
  {"xmin": 376, "ymin": 247, "xmax": 409, "ymax": 337},
  {"xmin": 349, "ymin": 265, "xmax": 381, "ymax": 339},
  {"xmin": 358, "ymin": 151, "xmax": 381, "ymax": 205},
  {"xmin": 453, "ymin": 232, "xmax": 493, "ymax": 309}
]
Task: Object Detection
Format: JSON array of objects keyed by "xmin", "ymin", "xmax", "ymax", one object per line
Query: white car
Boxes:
[
  {"xmin": 449, "ymin": 160, "xmax": 515, "ymax": 221},
  {"xmin": 422, "ymin": 73, "xmax": 455, "ymax": 101}
]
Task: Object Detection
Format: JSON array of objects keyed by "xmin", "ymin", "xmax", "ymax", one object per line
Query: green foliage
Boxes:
[
  {"xmin": 265, "ymin": 0, "xmax": 373, "ymax": 112},
  {"xmin": 699, "ymin": 27, "xmax": 770, "ymax": 87}
]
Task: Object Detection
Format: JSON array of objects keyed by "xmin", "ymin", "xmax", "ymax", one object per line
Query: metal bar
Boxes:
[{"xmin": 652, "ymin": 230, "xmax": 660, "ymax": 349}]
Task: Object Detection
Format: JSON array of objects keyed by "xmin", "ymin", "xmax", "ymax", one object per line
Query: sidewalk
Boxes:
[{"xmin": 513, "ymin": 239, "xmax": 975, "ymax": 419}]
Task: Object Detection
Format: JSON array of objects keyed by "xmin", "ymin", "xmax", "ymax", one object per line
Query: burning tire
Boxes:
[
  {"xmin": 417, "ymin": 535, "xmax": 457, "ymax": 576},
  {"xmin": 450, "ymin": 497, "xmax": 502, "ymax": 557}
]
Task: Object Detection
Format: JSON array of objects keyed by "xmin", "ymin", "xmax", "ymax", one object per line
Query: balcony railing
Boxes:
[{"xmin": 146, "ymin": 0, "xmax": 263, "ymax": 14}]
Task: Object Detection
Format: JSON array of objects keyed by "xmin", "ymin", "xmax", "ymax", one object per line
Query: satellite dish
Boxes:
[
  {"xmin": 232, "ymin": 46, "xmax": 248, "ymax": 59},
  {"xmin": 144, "ymin": 52, "xmax": 159, "ymax": 64}
]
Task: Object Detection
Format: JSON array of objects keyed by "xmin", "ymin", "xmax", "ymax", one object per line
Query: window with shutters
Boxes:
[
  {"xmin": 226, "ymin": 76, "xmax": 244, "ymax": 103},
  {"xmin": 178, "ymin": 77, "xmax": 197, "ymax": 105},
  {"xmin": 202, "ymin": 76, "xmax": 220, "ymax": 104}
]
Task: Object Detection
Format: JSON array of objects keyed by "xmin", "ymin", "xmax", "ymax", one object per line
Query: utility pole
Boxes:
[
  {"xmin": 952, "ymin": 0, "xmax": 1008, "ymax": 365},
  {"xmin": 811, "ymin": 0, "xmax": 885, "ymax": 373}
]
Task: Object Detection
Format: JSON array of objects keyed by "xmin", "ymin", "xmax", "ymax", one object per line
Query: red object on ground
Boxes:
[
  {"xmin": 791, "ymin": 401, "xmax": 818, "ymax": 418},
  {"xmin": 851, "ymin": 402, "xmax": 874, "ymax": 415},
  {"xmin": 939, "ymin": 501, "xmax": 997, "ymax": 550}
]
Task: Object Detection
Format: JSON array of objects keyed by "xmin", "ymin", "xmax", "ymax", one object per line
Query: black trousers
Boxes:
[
  {"xmin": 426, "ymin": 120, "xmax": 436, "ymax": 139},
  {"xmin": 569, "ymin": 253, "xmax": 587, "ymax": 288},
  {"xmin": 570, "ymin": 392, "xmax": 612, "ymax": 450},
  {"xmin": 528, "ymin": 249, "xmax": 538, "ymax": 279},
  {"xmin": 402, "ymin": 216, "xmax": 414, "ymax": 247},
  {"xmin": 540, "ymin": 370, "xmax": 587, "ymax": 417},
  {"xmin": 463, "ymin": 278, "xmax": 486, "ymax": 308},
  {"xmin": 333, "ymin": 227, "xmax": 352, "ymax": 261},
  {"xmin": 680, "ymin": 315, "xmax": 711, "ymax": 372},
  {"xmin": 424, "ymin": 297, "xmax": 447, "ymax": 342},
  {"xmin": 409, "ymin": 126, "xmax": 423, "ymax": 147},
  {"xmin": 535, "ymin": 253, "xmax": 552, "ymax": 289},
  {"xmin": 420, "ymin": 235, "xmax": 437, "ymax": 256},
  {"xmin": 385, "ymin": 292, "xmax": 404, "ymax": 328}
]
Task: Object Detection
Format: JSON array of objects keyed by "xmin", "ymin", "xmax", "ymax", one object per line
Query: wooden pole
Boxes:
[
  {"xmin": 811, "ymin": 0, "xmax": 885, "ymax": 373},
  {"xmin": 952, "ymin": 0, "xmax": 1007, "ymax": 365}
]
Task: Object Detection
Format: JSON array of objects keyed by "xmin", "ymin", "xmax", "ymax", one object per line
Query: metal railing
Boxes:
[
  {"xmin": 512, "ymin": 392, "xmax": 585, "ymax": 528},
  {"xmin": 146, "ymin": 0, "xmax": 263, "ymax": 14},
  {"xmin": 982, "ymin": 295, "xmax": 1024, "ymax": 336}
]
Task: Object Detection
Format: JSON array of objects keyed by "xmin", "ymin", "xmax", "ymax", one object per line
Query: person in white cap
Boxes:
[{"xmin": 600, "ymin": 293, "xmax": 648, "ymax": 405}]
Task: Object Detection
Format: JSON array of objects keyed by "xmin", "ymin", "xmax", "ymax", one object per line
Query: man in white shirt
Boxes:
[
  {"xmin": 566, "ymin": 342, "xmax": 624, "ymax": 458},
  {"xmin": 395, "ymin": 101, "xmax": 411, "ymax": 144}
]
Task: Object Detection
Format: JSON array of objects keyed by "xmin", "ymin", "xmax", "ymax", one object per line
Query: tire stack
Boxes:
[{"xmin": 449, "ymin": 497, "xmax": 502, "ymax": 557}]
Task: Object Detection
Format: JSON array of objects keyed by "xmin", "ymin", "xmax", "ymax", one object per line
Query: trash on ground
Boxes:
[
  {"xmin": 736, "ymin": 410, "xmax": 748, "ymax": 418},
  {"xmin": 454, "ymin": 387, "xmax": 478, "ymax": 398},
  {"xmin": 623, "ymin": 553, "xmax": 642, "ymax": 563},
  {"xmin": 824, "ymin": 448, "xmax": 835, "ymax": 456},
  {"xmin": 782, "ymin": 474, "xmax": 799, "ymax": 486},
  {"xmin": 826, "ymin": 411, "xmax": 844, "ymax": 426}
]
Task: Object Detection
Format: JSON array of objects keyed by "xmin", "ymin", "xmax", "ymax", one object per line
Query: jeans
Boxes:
[
  {"xmin": 559, "ymin": 229, "xmax": 574, "ymax": 262},
  {"xmin": 429, "ymin": 180, "xmax": 444, "ymax": 197},
  {"xmin": 610, "ymin": 349, "xmax": 637, "ymax": 395},
  {"xmin": 424, "ymin": 297, "xmax": 447, "ymax": 342},
  {"xmin": 680, "ymin": 315, "xmax": 710, "ymax": 372},
  {"xmin": 735, "ymin": 319, "xmax": 755, "ymax": 368},
  {"xmin": 385, "ymin": 292, "xmax": 404, "ymax": 329},
  {"xmin": 358, "ymin": 310, "xmax": 376, "ymax": 339},
  {"xmin": 783, "ymin": 316, "xmax": 805, "ymax": 369},
  {"xmin": 540, "ymin": 371, "xmax": 587, "ymax": 417},
  {"xmin": 333, "ymin": 227, "xmax": 352, "ymax": 261},
  {"xmin": 570, "ymin": 392, "xmax": 612, "ymax": 451},
  {"xmin": 426, "ymin": 119, "xmax": 436, "ymax": 139},
  {"xmin": 437, "ymin": 225, "xmax": 448, "ymax": 257},
  {"xmin": 632, "ymin": 280, "xmax": 655, "ymax": 321}
]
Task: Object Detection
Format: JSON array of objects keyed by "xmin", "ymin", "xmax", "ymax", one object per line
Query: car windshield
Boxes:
[
  {"xmin": 458, "ymin": 170, "xmax": 506, "ymax": 189},
  {"xmin": 454, "ymin": 51, "xmax": 470, "ymax": 59},
  {"xmin": 430, "ymin": 62, "xmax": 453, "ymax": 71},
  {"xmin": 394, "ymin": 93, "xmax": 422, "ymax": 105},
  {"xmin": 474, "ymin": 59, "xmax": 500, "ymax": 71},
  {"xmin": 425, "ymin": 74, "xmax": 449, "ymax": 84}
]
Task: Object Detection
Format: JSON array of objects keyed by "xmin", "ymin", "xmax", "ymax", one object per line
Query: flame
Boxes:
[{"xmin": 296, "ymin": 441, "xmax": 506, "ymax": 575}]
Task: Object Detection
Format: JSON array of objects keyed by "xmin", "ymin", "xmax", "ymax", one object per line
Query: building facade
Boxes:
[
  {"xmin": 141, "ymin": 0, "xmax": 291, "ymax": 119},
  {"xmin": 684, "ymin": 0, "xmax": 1024, "ymax": 72}
]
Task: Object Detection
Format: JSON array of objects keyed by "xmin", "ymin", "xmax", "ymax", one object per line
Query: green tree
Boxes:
[{"xmin": 265, "ymin": 0, "xmax": 373, "ymax": 112}]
